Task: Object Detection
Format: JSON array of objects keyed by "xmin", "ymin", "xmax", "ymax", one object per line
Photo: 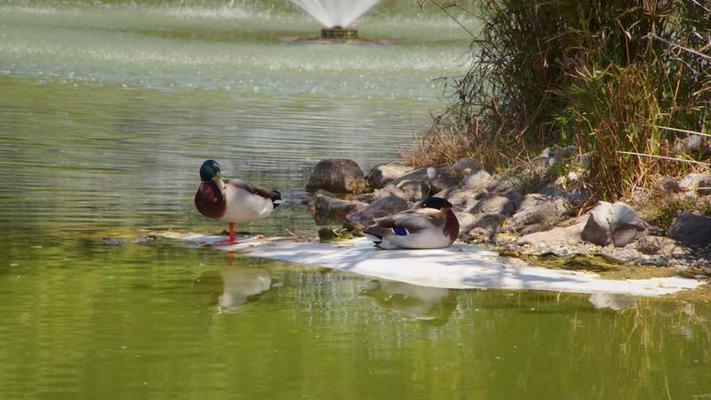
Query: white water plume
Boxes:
[{"xmin": 288, "ymin": 0, "xmax": 381, "ymax": 28}]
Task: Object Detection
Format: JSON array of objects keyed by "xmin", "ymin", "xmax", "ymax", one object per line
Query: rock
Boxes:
[
  {"xmin": 469, "ymin": 193, "xmax": 515, "ymax": 216},
  {"xmin": 486, "ymin": 175, "xmax": 523, "ymax": 194},
  {"xmin": 701, "ymin": 195, "xmax": 711, "ymax": 207},
  {"xmin": 102, "ymin": 237, "xmax": 124, "ymax": 246},
  {"xmin": 452, "ymin": 157, "xmax": 479, "ymax": 174},
  {"xmin": 636, "ymin": 235, "xmax": 690, "ymax": 257},
  {"xmin": 670, "ymin": 212, "xmax": 711, "ymax": 248},
  {"xmin": 503, "ymin": 190, "xmax": 524, "ymax": 210},
  {"xmin": 679, "ymin": 172, "xmax": 711, "ymax": 195},
  {"xmin": 517, "ymin": 220, "xmax": 586, "ymax": 246},
  {"xmin": 391, "ymin": 165, "xmax": 461, "ymax": 195},
  {"xmin": 435, "ymin": 168, "xmax": 492, "ymax": 211},
  {"xmin": 460, "ymin": 168, "xmax": 492, "ymax": 192},
  {"xmin": 581, "ymin": 202, "xmax": 648, "ymax": 247},
  {"xmin": 309, "ymin": 194, "xmax": 365, "ymax": 226},
  {"xmin": 510, "ymin": 194, "xmax": 570, "ymax": 233},
  {"xmin": 354, "ymin": 192, "xmax": 375, "ymax": 203},
  {"xmin": 346, "ymin": 194, "xmax": 410, "ymax": 226},
  {"xmin": 461, "ymin": 213, "xmax": 505, "ymax": 243},
  {"xmin": 366, "ymin": 162, "xmax": 416, "ymax": 189},
  {"xmin": 454, "ymin": 212, "xmax": 478, "ymax": 235},
  {"xmin": 556, "ymin": 145, "xmax": 578, "ymax": 160},
  {"xmin": 674, "ymin": 134, "xmax": 711, "ymax": 156},
  {"xmin": 442, "ymin": 187, "xmax": 482, "ymax": 211},
  {"xmin": 577, "ymin": 152, "xmax": 592, "ymax": 169},
  {"xmin": 538, "ymin": 182, "xmax": 591, "ymax": 207},
  {"xmin": 658, "ymin": 176, "xmax": 684, "ymax": 194},
  {"xmin": 305, "ymin": 159, "xmax": 366, "ymax": 193},
  {"xmin": 531, "ymin": 145, "xmax": 578, "ymax": 173},
  {"xmin": 597, "ymin": 247, "xmax": 640, "ymax": 264},
  {"xmin": 377, "ymin": 180, "xmax": 429, "ymax": 203}
]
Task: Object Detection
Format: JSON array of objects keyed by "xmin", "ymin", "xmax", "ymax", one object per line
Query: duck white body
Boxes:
[{"xmin": 219, "ymin": 179, "xmax": 276, "ymax": 223}]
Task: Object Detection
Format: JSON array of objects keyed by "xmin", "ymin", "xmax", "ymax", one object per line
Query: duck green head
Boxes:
[{"xmin": 199, "ymin": 159, "xmax": 222, "ymax": 182}]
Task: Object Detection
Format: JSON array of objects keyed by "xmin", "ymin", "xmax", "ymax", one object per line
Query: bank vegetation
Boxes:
[{"xmin": 408, "ymin": 0, "xmax": 710, "ymax": 205}]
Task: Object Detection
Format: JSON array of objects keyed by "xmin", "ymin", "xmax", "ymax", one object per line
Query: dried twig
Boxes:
[
  {"xmin": 617, "ymin": 151, "xmax": 710, "ymax": 166},
  {"xmin": 653, "ymin": 125, "xmax": 711, "ymax": 138}
]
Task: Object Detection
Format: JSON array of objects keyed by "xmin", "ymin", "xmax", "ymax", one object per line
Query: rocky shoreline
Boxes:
[{"xmin": 304, "ymin": 152, "xmax": 711, "ymax": 280}]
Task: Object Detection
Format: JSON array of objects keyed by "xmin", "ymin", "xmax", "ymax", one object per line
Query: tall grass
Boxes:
[{"xmin": 413, "ymin": 0, "xmax": 710, "ymax": 201}]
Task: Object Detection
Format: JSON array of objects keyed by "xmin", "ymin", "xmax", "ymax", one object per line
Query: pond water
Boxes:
[{"xmin": 0, "ymin": 2, "xmax": 709, "ymax": 399}]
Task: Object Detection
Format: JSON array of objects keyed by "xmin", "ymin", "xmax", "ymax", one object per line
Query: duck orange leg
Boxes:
[{"xmin": 215, "ymin": 223, "xmax": 236, "ymax": 245}]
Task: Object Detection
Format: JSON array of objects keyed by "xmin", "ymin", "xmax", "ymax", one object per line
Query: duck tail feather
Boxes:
[
  {"xmin": 271, "ymin": 190, "xmax": 283, "ymax": 208},
  {"xmin": 363, "ymin": 227, "xmax": 388, "ymax": 244}
]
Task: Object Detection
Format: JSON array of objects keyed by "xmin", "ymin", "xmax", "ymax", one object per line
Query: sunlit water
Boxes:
[{"xmin": 0, "ymin": 2, "xmax": 709, "ymax": 399}]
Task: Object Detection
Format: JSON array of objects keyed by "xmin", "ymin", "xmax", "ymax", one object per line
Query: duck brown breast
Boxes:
[{"xmin": 195, "ymin": 181, "xmax": 226, "ymax": 219}]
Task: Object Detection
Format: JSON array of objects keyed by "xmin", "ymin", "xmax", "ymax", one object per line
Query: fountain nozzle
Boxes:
[{"xmin": 321, "ymin": 26, "xmax": 358, "ymax": 40}]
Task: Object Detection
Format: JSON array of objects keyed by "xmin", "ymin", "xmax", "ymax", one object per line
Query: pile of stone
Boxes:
[{"xmin": 304, "ymin": 153, "xmax": 711, "ymax": 273}]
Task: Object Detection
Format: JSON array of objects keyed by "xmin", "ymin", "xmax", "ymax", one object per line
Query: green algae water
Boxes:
[{"xmin": 0, "ymin": 2, "xmax": 709, "ymax": 399}]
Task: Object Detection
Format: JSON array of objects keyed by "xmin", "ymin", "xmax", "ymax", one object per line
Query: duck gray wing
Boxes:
[
  {"xmin": 226, "ymin": 178, "xmax": 283, "ymax": 207},
  {"xmin": 364, "ymin": 208, "xmax": 443, "ymax": 238},
  {"xmin": 225, "ymin": 179, "xmax": 272, "ymax": 199}
]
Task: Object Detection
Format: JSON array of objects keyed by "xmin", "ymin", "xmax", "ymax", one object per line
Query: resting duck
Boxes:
[
  {"xmin": 363, "ymin": 196, "xmax": 459, "ymax": 249},
  {"xmin": 194, "ymin": 160, "xmax": 283, "ymax": 244}
]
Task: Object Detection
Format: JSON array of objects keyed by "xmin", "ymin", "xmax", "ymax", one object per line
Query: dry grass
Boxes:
[
  {"xmin": 401, "ymin": 125, "xmax": 472, "ymax": 167},
  {"xmin": 408, "ymin": 0, "xmax": 711, "ymax": 201}
]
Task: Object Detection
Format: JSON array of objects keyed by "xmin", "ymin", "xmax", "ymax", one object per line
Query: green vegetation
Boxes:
[{"xmin": 410, "ymin": 0, "xmax": 710, "ymax": 201}]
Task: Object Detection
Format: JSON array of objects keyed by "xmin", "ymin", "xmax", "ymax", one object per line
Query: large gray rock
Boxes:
[
  {"xmin": 636, "ymin": 235, "xmax": 690, "ymax": 257},
  {"xmin": 452, "ymin": 157, "xmax": 480, "ymax": 174},
  {"xmin": 366, "ymin": 162, "xmax": 416, "ymax": 189},
  {"xmin": 510, "ymin": 194, "xmax": 570, "ymax": 233},
  {"xmin": 486, "ymin": 175, "xmax": 523, "ymax": 194},
  {"xmin": 517, "ymin": 220, "xmax": 586, "ymax": 246},
  {"xmin": 455, "ymin": 212, "xmax": 479, "ymax": 235},
  {"xmin": 657, "ymin": 176, "xmax": 684, "ymax": 194},
  {"xmin": 459, "ymin": 213, "xmax": 505, "ymax": 243},
  {"xmin": 460, "ymin": 168, "xmax": 492, "ymax": 192},
  {"xmin": 391, "ymin": 165, "xmax": 461, "ymax": 195},
  {"xmin": 538, "ymin": 183, "xmax": 591, "ymax": 207},
  {"xmin": 309, "ymin": 194, "xmax": 365, "ymax": 226},
  {"xmin": 377, "ymin": 180, "xmax": 429, "ymax": 203},
  {"xmin": 469, "ymin": 193, "xmax": 516, "ymax": 216},
  {"xmin": 306, "ymin": 159, "xmax": 366, "ymax": 194},
  {"xmin": 434, "ymin": 168, "xmax": 492, "ymax": 211},
  {"xmin": 581, "ymin": 202, "xmax": 648, "ymax": 247},
  {"xmin": 346, "ymin": 194, "xmax": 410, "ymax": 226},
  {"xmin": 674, "ymin": 134, "xmax": 711, "ymax": 156},
  {"xmin": 441, "ymin": 187, "xmax": 484, "ymax": 211},
  {"xmin": 670, "ymin": 212, "xmax": 711, "ymax": 248}
]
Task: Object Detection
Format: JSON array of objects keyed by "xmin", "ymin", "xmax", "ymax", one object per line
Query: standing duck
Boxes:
[
  {"xmin": 195, "ymin": 160, "xmax": 283, "ymax": 244},
  {"xmin": 363, "ymin": 196, "xmax": 459, "ymax": 249}
]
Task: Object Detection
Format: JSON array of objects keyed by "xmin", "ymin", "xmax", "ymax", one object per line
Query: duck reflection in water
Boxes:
[
  {"xmin": 587, "ymin": 293, "xmax": 637, "ymax": 311},
  {"xmin": 363, "ymin": 280, "xmax": 457, "ymax": 325},
  {"xmin": 194, "ymin": 258, "xmax": 272, "ymax": 313}
]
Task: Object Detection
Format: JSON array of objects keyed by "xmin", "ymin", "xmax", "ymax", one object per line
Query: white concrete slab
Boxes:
[{"xmin": 160, "ymin": 232, "xmax": 702, "ymax": 297}]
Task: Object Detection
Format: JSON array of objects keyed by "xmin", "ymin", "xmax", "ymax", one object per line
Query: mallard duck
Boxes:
[
  {"xmin": 194, "ymin": 160, "xmax": 283, "ymax": 244},
  {"xmin": 363, "ymin": 196, "xmax": 459, "ymax": 249}
]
